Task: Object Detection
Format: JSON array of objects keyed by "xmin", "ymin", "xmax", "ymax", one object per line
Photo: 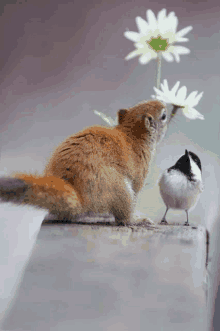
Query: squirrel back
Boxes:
[{"xmin": 0, "ymin": 100, "xmax": 168, "ymax": 225}]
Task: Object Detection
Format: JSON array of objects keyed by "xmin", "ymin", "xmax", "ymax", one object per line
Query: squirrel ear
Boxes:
[
  {"xmin": 144, "ymin": 114, "xmax": 154, "ymax": 130},
  {"xmin": 117, "ymin": 109, "xmax": 128, "ymax": 124}
]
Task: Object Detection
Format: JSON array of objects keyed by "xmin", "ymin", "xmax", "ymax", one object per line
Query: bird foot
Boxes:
[
  {"xmin": 184, "ymin": 222, "xmax": 190, "ymax": 226},
  {"xmin": 160, "ymin": 219, "xmax": 168, "ymax": 225}
]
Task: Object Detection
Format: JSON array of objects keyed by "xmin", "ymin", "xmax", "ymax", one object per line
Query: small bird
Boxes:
[{"xmin": 159, "ymin": 149, "xmax": 203, "ymax": 226}]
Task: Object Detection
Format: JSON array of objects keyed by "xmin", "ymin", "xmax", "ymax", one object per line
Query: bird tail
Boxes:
[{"xmin": 0, "ymin": 174, "xmax": 82, "ymax": 219}]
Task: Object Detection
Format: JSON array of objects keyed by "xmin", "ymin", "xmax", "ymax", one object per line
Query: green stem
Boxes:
[
  {"xmin": 169, "ymin": 104, "xmax": 183, "ymax": 123},
  {"xmin": 156, "ymin": 52, "xmax": 162, "ymax": 89}
]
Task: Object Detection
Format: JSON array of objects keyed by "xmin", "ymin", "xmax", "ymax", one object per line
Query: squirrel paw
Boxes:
[
  {"xmin": 129, "ymin": 218, "xmax": 157, "ymax": 228},
  {"xmin": 115, "ymin": 217, "xmax": 157, "ymax": 228}
]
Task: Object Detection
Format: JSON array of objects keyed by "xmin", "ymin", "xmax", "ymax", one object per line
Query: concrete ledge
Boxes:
[{"xmin": 2, "ymin": 223, "xmax": 207, "ymax": 331}]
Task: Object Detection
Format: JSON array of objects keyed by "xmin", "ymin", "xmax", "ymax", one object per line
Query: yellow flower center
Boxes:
[{"xmin": 147, "ymin": 36, "xmax": 169, "ymax": 52}]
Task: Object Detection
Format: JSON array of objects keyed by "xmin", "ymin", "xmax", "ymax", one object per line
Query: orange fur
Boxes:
[
  {"xmin": 14, "ymin": 174, "xmax": 83, "ymax": 219},
  {"xmin": 1, "ymin": 100, "xmax": 168, "ymax": 225}
]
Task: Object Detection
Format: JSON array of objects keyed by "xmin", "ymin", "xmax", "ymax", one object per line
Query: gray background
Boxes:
[{"xmin": 0, "ymin": 0, "xmax": 220, "ymax": 228}]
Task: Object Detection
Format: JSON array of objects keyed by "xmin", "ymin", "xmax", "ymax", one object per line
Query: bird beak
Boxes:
[{"xmin": 185, "ymin": 149, "xmax": 189, "ymax": 156}]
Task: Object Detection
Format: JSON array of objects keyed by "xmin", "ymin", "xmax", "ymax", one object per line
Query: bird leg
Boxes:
[
  {"xmin": 160, "ymin": 206, "xmax": 169, "ymax": 225},
  {"xmin": 184, "ymin": 210, "xmax": 190, "ymax": 226}
]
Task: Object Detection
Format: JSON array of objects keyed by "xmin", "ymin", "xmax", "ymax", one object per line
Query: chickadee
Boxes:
[{"xmin": 159, "ymin": 149, "xmax": 203, "ymax": 226}]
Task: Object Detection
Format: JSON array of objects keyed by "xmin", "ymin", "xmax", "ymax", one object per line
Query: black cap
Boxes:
[{"xmin": 168, "ymin": 150, "xmax": 194, "ymax": 181}]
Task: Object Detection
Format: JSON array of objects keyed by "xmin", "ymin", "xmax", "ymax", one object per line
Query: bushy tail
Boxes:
[{"xmin": 0, "ymin": 174, "xmax": 82, "ymax": 219}]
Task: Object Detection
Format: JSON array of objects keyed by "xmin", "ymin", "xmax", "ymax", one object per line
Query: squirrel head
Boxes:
[{"xmin": 117, "ymin": 100, "xmax": 168, "ymax": 144}]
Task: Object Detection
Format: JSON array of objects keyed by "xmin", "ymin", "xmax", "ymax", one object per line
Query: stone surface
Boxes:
[{"xmin": 1, "ymin": 223, "xmax": 207, "ymax": 331}]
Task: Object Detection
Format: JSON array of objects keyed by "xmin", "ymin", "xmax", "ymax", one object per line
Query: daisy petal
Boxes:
[
  {"xmin": 94, "ymin": 111, "xmax": 117, "ymax": 126},
  {"xmin": 161, "ymin": 95, "xmax": 172, "ymax": 103},
  {"xmin": 124, "ymin": 31, "xmax": 141, "ymax": 42},
  {"xmin": 182, "ymin": 107, "xmax": 204, "ymax": 120},
  {"xmin": 157, "ymin": 9, "xmax": 167, "ymax": 32},
  {"xmin": 152, "ymin": 94, "xmax": 170, "ymax": 103},
  {"xmin": 175, "ymin": 45, "xmax": 191, "ymax": 55},
  {"xmin": 176, "ymin": 86, "xmax": 187, "ymax": 102},
  {"xmin": 153, "ymin": 86, "xmax": 163, "ymax": 95},
  {"xmin": 153, "ymin": 86, "xmax": 171, "ymax": 103},
  {"xmin": 160, "ymin": 84, "xmax": 166, "ymax": 94},
  {"xmin": 134, "ymin": 42, "xmax": 145, "ymax": 49},
  {"xmin": 173, "ymin": 16, "xmax": 178, "ymax": 33},
  {"xmin": 162, "ymin": 79, "xmax": 169, "ymax": 93},
  {"xmin": 160, "ymin": 82, "xmax": 165, "ymax": 92},
  {"xmin": 125, "ymin": 49, "xmax": 142, "ymax": 60},
  {"xmin": 176, "ymin": 37, "xmax": 189, "ymax": 42},
  {"xmin": 139, "ymin": 52, "xmax": 154, "ymax": 65},
  {"xmin": 167, "ymin": 11, "xmax": 175, "ymax": 18},
  {"xmin": 176, "ymin": 25, "xmax": 193, "ymax": 38},
  {"xmin": 135, "ymin": 16, "xmax": 149, "ymax": 34},
  {"xmin": 162, "ymin": 52, "xmax": 174, "ymax": 62},
  {"xmin": 185, "ymin": 91, "xmax": 198, "ymax": 106},
  {"xmin": 193, "ymin": 91, "xmax": 204, "ymax": 106},
  {"xmin": 162, "ymin": 12, "xmax": 173, "ymax": 32},
  {"xmin": 186, "ymin": 91, "xmax": 204, "ymax": 107},
  {"xmin": 172, "ymin": 50, "xmax": 180, "ymax": 62},
  {"xmin": 146, "ymin": 9, "xmax": 158, "ymax": 31},
  {"xmin": 171, "ymin": 81, "xmax": 180, "ymax": 95},
  {"xmin": 169, "ymin": 15, "xmax": 178, "ymax": 33},
  {"xmin": 157, "ymin": 8, "xmax": 166, "ymax": 22}
]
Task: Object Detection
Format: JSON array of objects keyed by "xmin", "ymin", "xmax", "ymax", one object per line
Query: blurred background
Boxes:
[
  {"xmin": 1, "ymin": 1, "xmax": 220, "ymax": 329},
  {"xmin": 0, "ymin": 0, "xmax": 220, "ymax": 229}
]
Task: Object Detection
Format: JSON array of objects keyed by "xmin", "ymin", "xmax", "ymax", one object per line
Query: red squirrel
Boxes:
[{"xmin": 0, "ymin": 100, "xmax": 168, "ymax": 226}]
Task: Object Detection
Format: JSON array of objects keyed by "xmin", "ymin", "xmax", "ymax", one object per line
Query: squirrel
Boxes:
[{"xmin": 0, "ymin": 100, "xmax": 169, "ymax": 226}]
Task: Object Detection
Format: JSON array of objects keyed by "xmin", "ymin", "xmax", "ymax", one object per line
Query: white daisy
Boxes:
[
  {"xmin": 124, "ymin": 8, "xmax": 192, "ymax": 65},
  {"xmin": 93, "ymin": 110, "xmax": 117, "ymax": 126},
  {"xmin": 152, "ymin": 79, "xmax": 204, "ymax": 120}
]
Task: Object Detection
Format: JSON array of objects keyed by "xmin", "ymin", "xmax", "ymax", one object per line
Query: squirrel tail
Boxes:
[{"xmin": 0, "ymin": 174, "xmax": 83, "ymax": 220}]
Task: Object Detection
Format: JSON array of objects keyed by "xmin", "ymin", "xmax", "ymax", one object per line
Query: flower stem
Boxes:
[
  {"xmin": 169, "ymin": 104, "xmax": 181, "ymax": 123},
  {"xmin": 156, "ymin": 52, "xmax": 162, "ymax": 89}
]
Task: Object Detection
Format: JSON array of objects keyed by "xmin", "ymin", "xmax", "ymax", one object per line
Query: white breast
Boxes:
[{"xmin": 159, "ymin": 169, "xmax": 202, "ymax": 211}]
